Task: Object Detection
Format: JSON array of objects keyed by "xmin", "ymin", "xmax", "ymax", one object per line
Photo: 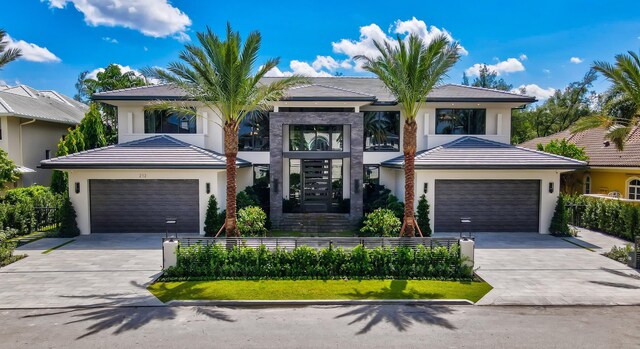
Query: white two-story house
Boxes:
[{"xmin": 41, "ymin": 77, "xmax": 585, "ymax": 235}]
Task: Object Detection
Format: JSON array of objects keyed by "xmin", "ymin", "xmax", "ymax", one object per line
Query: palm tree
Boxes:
[
  {"xmin": 356, "ymin": 34, "xmax": 460, "ymax": 236},
  {"xmin": 572, "ymin": 52, "xmax": 640, "ymax": 150},
  {"xmin": 0, "ymin": 29, "xmax": 22, "ymax": 70},
  {"xmin": 144, "ymin": 24, "xmax": 308, "ymax": 236}
]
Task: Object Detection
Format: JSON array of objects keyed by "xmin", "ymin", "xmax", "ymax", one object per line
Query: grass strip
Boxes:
[
  {"xmin": 42, "ymin": 239, "xmax": 75, "ymax": 254},
  {"xmin": 149, "ymin": 279, "xmax": 492, "ymax": 303}
]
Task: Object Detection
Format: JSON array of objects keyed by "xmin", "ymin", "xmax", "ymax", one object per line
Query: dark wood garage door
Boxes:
[
  {"xmin": 90, "ymin": 179, "xmax": 199, "ymax": 233},
  {"xmin": 434, "ymin": 180, "xmax": 540, "ymax": 233}
]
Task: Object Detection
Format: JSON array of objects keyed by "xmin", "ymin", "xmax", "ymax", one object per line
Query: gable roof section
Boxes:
[
  {"xmin": 40, "ymin": 135, "xmax": 251, "ymax": 170},
  {"xmin": 0, "ymin": 85, "xmax": 86, "ymax": 125},
  {"xmin": 93, "ymin": 78, "xmax": 536, "ymax": 104},
  {"xmin": 382, "ymin": 136, "xmax": 586, "ymax": 170},
  {"xmin": 519, "ymin": 126, "xmax": 640, "ymax": 168}
]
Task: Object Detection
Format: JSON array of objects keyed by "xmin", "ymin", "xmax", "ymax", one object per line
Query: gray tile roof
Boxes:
[
  {"xmin": 40, "ymin": 135, "xmax": 251, "ymax": 169},
  {"xmin": 0, "ymin": 85, "xmax": 86, "ymax": 124},
  {"xmin": 93, "ymin": 78, "xmax": 536, "ymax": 104},
  {"xmin": 381, "ymin": 136, "xmax": 586, "ymax": 170},
  {"xmin": 519, "ymin": 126, "xmax": 640, "ymax": 168}
]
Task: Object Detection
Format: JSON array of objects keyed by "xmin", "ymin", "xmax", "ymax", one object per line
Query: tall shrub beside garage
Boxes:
[
  {"xmin": 549, "ymin": 195, "xmax": 569, "ymax": 236},
  {"xmin": 204, "ymin": 195, "xmax": 223, "ymax": 237},
  {"xmin": 416, "ymin": 194, "xmax": 432, "ymax": 236},
  {"xmin": 58, "ymin": 196, "xmax": 80, "ymax": 237}
]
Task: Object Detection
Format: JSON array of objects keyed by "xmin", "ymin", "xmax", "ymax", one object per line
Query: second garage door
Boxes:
[
  {"xmin": 90, "ymin": 179, "xmax": 200, "ymax": 234},
  {"xmin": 434, "ymin": 180, "xmax": 540, "ymax": 233}
]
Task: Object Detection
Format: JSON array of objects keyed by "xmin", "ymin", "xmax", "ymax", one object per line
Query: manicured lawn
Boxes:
[{"xmin": 149, "ymin": 279, "xmax": 492, "ymax": 303}]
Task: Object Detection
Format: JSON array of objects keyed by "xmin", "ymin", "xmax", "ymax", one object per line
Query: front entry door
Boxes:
[{"xmin": 302, "ymin": 159, "xmax": 331, "ymax": 212}]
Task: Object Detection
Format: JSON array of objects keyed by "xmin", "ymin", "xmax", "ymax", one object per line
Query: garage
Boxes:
[
  {"xmin": 434, "ymin": 180, "xmax": 540, "ymax": 233},
  {"xmin": 90, "ymin": 179, "xmax": 200, "ymax": 234}
]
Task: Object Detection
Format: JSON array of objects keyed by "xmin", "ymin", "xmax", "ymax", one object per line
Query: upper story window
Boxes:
[
  {"xmin": 364, "ymin": 165, "xmax": 380, "ymax": 185},
  {"xmin": 435, "ymin": 109, "xmax": 486, "ymax": 135},
  {"xmin": 144, "ymin": 109, "xmax": 196, "ymax": 134},
  {"xmin": 584, "ymin": 175, "xmax": 591, "ymax": 194},
  {"xmin": 239, "ymin": 111, "xmax": 269, "ymax": 151},
  {"xmin": 289, "ymin": 125, "xmax": 343, "ymax": 151},
  {"xmin": 364, "ymin": 111, "xmax": 400, "ymax": 152},
  {"xmin": 279, "ymin": 107, "xmax": 355, "ymax": 112},
  {"xmin": 628, "ymin": 179, "xmax": 640, "ymax": 200}
]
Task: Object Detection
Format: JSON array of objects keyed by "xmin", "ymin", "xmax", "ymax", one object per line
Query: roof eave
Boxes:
[
  {"xmin": 425, "ymin": 97, "xmax": 537, "ymax": 103},
  {"xmin": 381, "ymin": 163, "xmax": 587, "ymax": 170},
  {"xmin": 282, "ymin": 96, "xmax": 376, "ymax": 102},
  {"xmin": 39, "ymin": 163, "xmax": 251, "ymax": 170},
  {"xmin": 92, "ymin": 95, "xmax": 190, "ymax": 101}
]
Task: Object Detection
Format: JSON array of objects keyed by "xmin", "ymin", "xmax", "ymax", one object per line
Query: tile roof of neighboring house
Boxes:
[
  {"xmin": 0, "ymin": 85, "xmax": 87, "ymax": 125},
  {"xmin": 40, "ymin": 135, "xmax": 251, "ymax": 169},
  {"xmin": 93, "ymin": 78, "xmax": 536, "ymax": 104},
  {"xmin": 519, "ymin": 126, "xmax": 640, "ymax": 168},
  {"xmin": 381, "ymin": 136, "xmax": 586, "ymax": 170}
]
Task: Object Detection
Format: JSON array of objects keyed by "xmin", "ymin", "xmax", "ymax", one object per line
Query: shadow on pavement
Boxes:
[
  {"xmin": 334, "ymin": 304, "xmax": 456, "ymax": 335},
  {"xmin": 339, "ymin": 280, "xmax": 444, "ymax": 300},
  {"xmin": 600, "ymin": 267, "xmax": 640, "ymax": 279}
]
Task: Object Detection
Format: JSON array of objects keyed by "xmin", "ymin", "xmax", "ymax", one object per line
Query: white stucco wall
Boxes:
[
  {"xmin": 67, "ymin": 169, "xmax": 222, "ymax": 235},
  {"xmin": 414, "ymin": 169, "xmax": 563, "ymax": 234}
]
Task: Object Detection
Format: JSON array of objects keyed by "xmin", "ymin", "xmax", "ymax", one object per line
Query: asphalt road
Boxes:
[{"xmin": 1, "ymin": 305, "xmax": 639, "ymax": 348}]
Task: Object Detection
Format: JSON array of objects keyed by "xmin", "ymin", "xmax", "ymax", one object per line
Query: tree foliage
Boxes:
[
  {"xmin": 79, "ymin": 103, "xmax": 107, "ymax": 149},
  {"xmin": 416, "ymin": 194, "xmax": 432, "ymax": 236},
  {"xmin": 462, "ymin": 65, "xmax": 512, "ymax": 91},
  {"xmin": 549, "ymin": 195, "xmax": 570, "ymax": 236},
  {"xmin": 0, "ymin": 148, "xmax": 19, "ymax": 189},
  {"xmin": 0, "ymin": 29, "xmax": 21, "ymax": 70},
  {"xmin": 74, "ymin": 64, "xmax": 148, "ymax": 144},
  {"xmin": 512, "ymin": 71, "xmax": 596, "ymax": 144},
  {"xmin": 536, "ymin": 139, "xmax": 589, "ymax": 161},
  {"xmin": 203, "ymin": 195, "xmax": 223, "ymax": 237}
]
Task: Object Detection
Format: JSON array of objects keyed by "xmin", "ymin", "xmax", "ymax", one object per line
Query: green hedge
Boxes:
[
  {"xmin": 0, "ymin": 186, "xmax": 62, "ymax": 236},
  {"xmin": 165, "ymin": 244, "xmax": 471, "ymax": 280},
  {"xmin": 564, "ymin": 195, "xmax": 639, "ymax": 241}
]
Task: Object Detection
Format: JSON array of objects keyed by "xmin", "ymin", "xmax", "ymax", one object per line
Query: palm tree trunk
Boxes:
[
  {"xmin": 401, "ymin": 120, "xmax": 417, "ymax": 237},
  {"xmin": 223, "ymin": 123, "xmax": 240, "ymax": 237}
]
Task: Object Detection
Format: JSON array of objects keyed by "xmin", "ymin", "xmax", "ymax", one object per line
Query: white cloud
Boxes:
[
  {"xmin": 102, "ymin": 37, "xmax": 118, "ymax": 44},
  {"xmin": 2, "ymin": 34, "xmax": 61, "ymax": 63},
  {"xmin": 43, "ymin": 0, "xmax": 191, "ymax": 40},
  {"xmin": 543, "ymin": 69, "xmax": 551, "ymax": 74},
  {"xmin": 512, "ymin": 84, "xmax": 556, "ymax": 100},
  {"xmin": 311, "ymin": 56, "xmax": 352, "ymax": 71},
  {"xmin": 264, "ymin": 60, "xmax": 333, "ymax": 77},
  {"xmin": 143, "ymin": 46, "xmax": 148, "ymax": 51},
  {"xmin": 86, "ymin": 64, "xmax": 160, "ymax": 84},
  {"xmin": 465, "ymin": 58, "xmax": 525, "ymax": 76},
  {"xmin": 570, "ymin": 57, "xmax": 584, "ymax": 64},
  {"xmin": 331, "ymin": 17, "xmax": 467, "ymax": 70},
  {"xmin": 519, "ymin": 53, "xmax": 528, "ymax": 61}
]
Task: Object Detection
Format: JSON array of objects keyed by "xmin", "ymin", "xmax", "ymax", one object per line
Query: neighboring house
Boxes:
[
  {"xmin": 520, "ymin": 126, "xmax": 640, "ymax": 202},
  {"xmin": 41, "ymin": 77, "xmax": 585, "ymax": 235},
  {"xmin": 0, "ymin": 84, "xmax": 86, "ymax": 187}
]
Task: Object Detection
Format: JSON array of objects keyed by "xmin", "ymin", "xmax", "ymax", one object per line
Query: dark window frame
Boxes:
[
  {"xmin": 289, "ymin": 125, "xmax": 344, "ymax": 151},
  {"xmin": 364, "ymin": 165, "xmax": 380, "ymax": 185},
  {"xmin": 239, "ymin": 111, "xmax": 270, "ymax": 152},
  {"xmin": 252, "ymin": 164, "xmax": 270, "ymax": 187},
  {"xmin": 144, "ymin": 108, "xmax": 197, "ymax": 134},
  {"xmin": 435, "ymin": 108, "xmax": 486, "ymax": 135},
  {"xmin": 364, "ymin": 111, "xmax": 401, "ymax": 152}
]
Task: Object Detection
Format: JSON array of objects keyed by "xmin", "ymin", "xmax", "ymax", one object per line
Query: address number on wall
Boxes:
[{"xmin": 139, "ymin": 174, "xmax": 147, "ymax": 178}]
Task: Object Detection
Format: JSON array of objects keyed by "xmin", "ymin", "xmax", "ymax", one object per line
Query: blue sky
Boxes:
[{"xmin": 1, "ymin": 0, "xmax": 639, "ymax": 100}]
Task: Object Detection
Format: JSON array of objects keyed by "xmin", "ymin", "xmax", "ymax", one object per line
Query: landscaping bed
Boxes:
[{"xmin": 149, "ymin": 279, "xmax": 492, "ymax": 303}]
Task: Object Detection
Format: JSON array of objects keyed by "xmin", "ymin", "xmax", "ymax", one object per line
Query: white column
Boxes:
[
  {"xmin": 127, "ymin": 112, "xmax": 133, "ymax": 133},
  {"xmin": 202, "ymin": 112, "xmax": 208, "ymax": 135},
  {"xmin": 496, "ymin": 114, "xmax": 503, "ymax": 135},
  {"xmin": 423, "ymin": 113, "xmax": 430, "ymax": 136}
]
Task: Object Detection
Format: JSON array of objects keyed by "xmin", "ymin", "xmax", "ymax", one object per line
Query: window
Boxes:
[
  {"xmin": 628, "ymin": 179, "xmax": 640, "ymax": 200},
  {"xmin": 364, "ymin": 165, "xmax": 380, "ymax": 186},
  {"xmin": 435, "ymin": 109, "xmax": 486, "ymax": 135},
  {"xmin": 253, "ymin": 164, "xmax": 270, "ymax": 187},
  {"xmin": 239, "ymin": 111, "xmax": 269, "ymax": 151},
  {"xmin": 279, "ymin": 107, "xmax": 355, "ymax": 112},
  {"xmin": 364, "ymin": 111, "xmax": 400, "ymax": 151},
  {"xmin": 289, "ymin": 125, "xmax": 343, "ymax": 151},
  {"xmin": 584, "ymin": 175, "xmax": 591, "ymax": 194},
  {"xmin": 144, "ymin": 109, "xmax": 196, "ymax": 134},
  {"xmin": 45, "ymin": 150, "xmax": 51, "ymax": 160}
]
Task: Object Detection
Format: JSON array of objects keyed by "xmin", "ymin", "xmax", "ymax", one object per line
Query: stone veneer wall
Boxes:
[{"xmin": 269, "ymin": 112, "xmax": 364, "ymax": 229}]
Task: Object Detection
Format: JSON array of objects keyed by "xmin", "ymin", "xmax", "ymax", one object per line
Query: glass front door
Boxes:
[{"xmin": 302, "ymin": 159, "xmax": 331, "ymax": 212}]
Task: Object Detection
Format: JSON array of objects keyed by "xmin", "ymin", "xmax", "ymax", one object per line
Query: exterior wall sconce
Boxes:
[
  {"xmin": 75, "ymin": 182, "xmax": 80, "ymax": 194},
  {"xmin": 206, "ymin": 182, "xmax": 211, "ymax": 194},
  {"xmin": 423, "ymin": 182, "xmax": 428, "ymax": 194},
  {"xmin": 273, "ymin": 178, "xmax": 279, "ymax": 193},
  {"xmin": 549, "ymin": 182, "xmax": 554, "ymax": 194},
  {"xmin": 354, "ymin": 179, "xmax": 361, "ymax": 194}
]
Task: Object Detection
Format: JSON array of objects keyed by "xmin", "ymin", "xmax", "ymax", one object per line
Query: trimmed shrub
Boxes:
[
  {"xmin": 237, "ymin": 206, "xmax": 268, "ymax": 237},
  {"xmin": 203, "ymin": 195, "xmax": 223, "ymax": 237},
  {"xmin": 549, "ymin": 195, "xmax": 570, "ymax": 236},
  {"xmin": 564, "ymin": 195, "xmax": 640, "ymax": 241},
  {"xmin": 0, "ymin": 186, "xmax": 62, "ymax": 235},
  {"xmin": 360, "ymin": 208, "xmax": 401, "ymax": 237},
  {"xmin": 416, "ymin": 194, "xmax": 432, "ymax": 236},
  {"xmin": 165, "ymin": 243, "xmax": 471, "ymax": 280},
  {"xmin": 363, "ymin": 183, "xmax": 404, "ymax": 219},
  {"xmin": 236, "ymin": 191, "xmax": 259, "ymax": 211},
  {"xmin": 58, "ymin": 196, "xmax": 80, "ymax": 237}
]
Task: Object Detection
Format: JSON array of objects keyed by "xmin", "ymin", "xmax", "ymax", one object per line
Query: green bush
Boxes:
[
  {"xmin": 603, "ymin": 244, "xmax": 633, "ymax": 264},
  {"xmin": 549, "ymin": 195, "xmax": 570, "ymax": 236},
  {"xmin": 166, "ymin": 243, "xmax": 471, "ymax": 280},
  {"xmin": 58, "ymin": 196, "xmax": 80, "ymax": 237},
  {"xmin": 363, "ymin": 184, "xmax": 404, "ymax": 219},
  {"xmin": 0, "ymin": 186, "xmax": 62, "ymax": 235},
  {"xmin": 236, "ymin": 191, "xmax": 259, "ymax": 211},
  {"xmin": 237, "ymin": 206, "xmax": 268, "ymax": 237},
  {"xmin": 564, "ymin": 195, "xmax": 640, "ymax": 240},
  {"xmin": 203, "ymin": 195, "xmax": 223, "ymax": 237},
  {"xmin": 360, "ymin": 208, "xmax": 401, "ymax": 237},
  {"xmin": 416, "ymin": 194, "xmax": 432, "ymax": 236}
]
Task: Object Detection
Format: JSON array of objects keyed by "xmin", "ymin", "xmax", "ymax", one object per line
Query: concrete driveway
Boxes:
[
  {"xmin": 474, "ymin": 233, "xmax": 640, "ymax": 305},
  {"xmin": 0, "ymin": 234, "xmax": 164, "ymax": 309}
]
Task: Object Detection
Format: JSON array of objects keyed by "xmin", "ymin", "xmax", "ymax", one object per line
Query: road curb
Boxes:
[{"xmin": 166, "ymin": 299, "xmax": 475, "ymax": 307}]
